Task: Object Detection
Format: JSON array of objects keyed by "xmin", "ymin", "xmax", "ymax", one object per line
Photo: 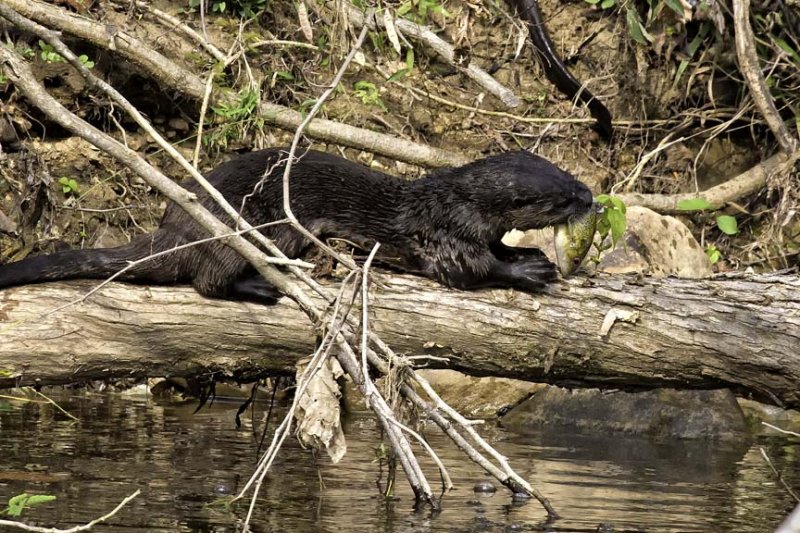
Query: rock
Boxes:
[
  {"xmin": 416, "ymin": 369, "xmax": 543, "ymax": 419},
  {"xmin": 341, "ymin": 370, "xmax": 543, "ymax": 418},
  {"xmin": 473, "ymin": 481, "xmax": 497, "ymax": 493},
  {"xmin": 504, "ymin": 206, "xmax": 712, "ymax": 279},
  {"xmin": 501, "ymin": 386, "xmax": 749, "ymax": 440},
  {"xmin": 598, "ymin": 206, "xmax": 712, "ymax": 278},
  {"xmin": 168, "ymin": 117, "xmax": 190, "ymax": 132},
  {"xmin": 737, "ymin": 398, "xmax": 800, "ymax": 435}
]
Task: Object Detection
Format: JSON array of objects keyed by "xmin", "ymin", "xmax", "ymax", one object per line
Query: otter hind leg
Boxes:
[
  {"xmin": 229, "ymin": 275, "xmax": 281, "ymax": 305},
  {"xmin": 190, "ymin": 245, "xmax": 281, "ymax": 305}
]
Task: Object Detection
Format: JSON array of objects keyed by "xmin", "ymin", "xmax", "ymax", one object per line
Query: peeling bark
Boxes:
[{"xmin": 1, "ymin": 273, "xmax": 798, "ymax": 409}]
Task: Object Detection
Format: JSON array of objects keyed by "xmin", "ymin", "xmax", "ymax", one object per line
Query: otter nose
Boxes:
[{"xmin": 576, "ymin": 185, "xmax": 593, "ymax": 208}]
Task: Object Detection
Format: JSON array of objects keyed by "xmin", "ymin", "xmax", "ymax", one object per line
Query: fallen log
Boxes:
[{"xmin": 0, "ymin": 273, "xmax": 798, "ymax": 409}]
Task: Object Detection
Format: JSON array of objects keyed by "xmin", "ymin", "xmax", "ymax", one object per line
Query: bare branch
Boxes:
[{"xmin": 732, "ymin": 0, "xmax": 798, "ymax": 153}]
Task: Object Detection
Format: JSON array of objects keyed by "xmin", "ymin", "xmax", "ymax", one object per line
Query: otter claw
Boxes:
[{"xmin": 506, "ymin": 257, "xmax": 557, "ymax": 292}]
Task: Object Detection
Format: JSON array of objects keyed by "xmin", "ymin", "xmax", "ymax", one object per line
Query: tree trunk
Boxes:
[{"xmin": 1, "ymin": 273, "xmax": 798, "ymax": 409}]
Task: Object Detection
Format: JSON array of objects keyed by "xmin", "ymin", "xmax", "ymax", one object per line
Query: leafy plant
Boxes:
[
  {"xmin": 212, "ymin": 88, "xmax": 259, "ymax": 121},
  {"xmin": 38, "ymin": 40, "xmax": 64, "ymax": 63},
  {"xmin": 595, "ymin": 194, "xmax": 628, "ymax": 248},
  {"xmin": 387, "ymin": 50, "xmax": 415, "ymax": 82},
  {"xmin": 58, "ymin": 176, "xmax": 80, "ymax": 196},
  {"xmin": 705, "ymin": 244, "xmax": 722, "ymax": 264},
  {"xmin": 397, "ymin": 0, "xmax": 450, "ymax": 23},
  {"xmin": 586, "ymin": 194, "xmax": 628, "ymax": 265},
  {"xmin": 676, "ymin": 197, "xmax": 738, "ymax": 235},
  {"xmin": 353, "ymin": 81, "xmax": 387, "ymax": 111},
  {"xmin": 187, "ymin": 0, "xmax": 267, "ymax": 18},
  {"xmin": 77, "ymin": 54, "xmax": 95, "ymax": 69},
  {"xmin": 2, "ymin": 493, "xmax": 56, "ymax": 517},
  {"xmin": 206, "ymin": 89, "xmax": 263, "ymax": 150}
]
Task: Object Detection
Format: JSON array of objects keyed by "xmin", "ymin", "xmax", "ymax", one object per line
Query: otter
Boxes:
[{"xmin": 0, "ymin": 149, "xmax": 593, "ymax": 304}]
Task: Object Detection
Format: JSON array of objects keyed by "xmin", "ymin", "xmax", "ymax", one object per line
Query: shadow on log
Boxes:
[{"xmin": 0, "ymin": 272, "xmax": 798, "ymax": 409}]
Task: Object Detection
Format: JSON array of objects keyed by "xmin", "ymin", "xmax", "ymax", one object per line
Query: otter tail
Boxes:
[{"xmin": 0, "ymin": 232, "xmax": 184, "ymax": 289}]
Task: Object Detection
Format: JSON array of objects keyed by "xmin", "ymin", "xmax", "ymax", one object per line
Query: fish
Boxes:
[{"xmin": 553, "ymin": 203, "xmax": 600, "ymax": 276}]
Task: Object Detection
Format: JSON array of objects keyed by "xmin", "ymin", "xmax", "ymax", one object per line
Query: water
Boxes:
[{"xmin": 0, "ymin": 391, "xmax": 797, "ymax": 532}]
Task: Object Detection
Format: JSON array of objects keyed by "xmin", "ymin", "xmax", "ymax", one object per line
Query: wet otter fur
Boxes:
[{"xmin": 0, "ymin": 149, "xmax": 593, "ymax": 304}]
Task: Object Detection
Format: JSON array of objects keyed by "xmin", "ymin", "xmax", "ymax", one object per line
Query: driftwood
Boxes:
[{"xmin": 1, "ymin": 272, "xmax": 798, "ymax": 409}]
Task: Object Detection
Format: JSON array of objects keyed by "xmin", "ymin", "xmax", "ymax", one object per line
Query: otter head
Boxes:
[{"xmin": 466, "ymin": 151, "xmax": 593, "ymax": 232}]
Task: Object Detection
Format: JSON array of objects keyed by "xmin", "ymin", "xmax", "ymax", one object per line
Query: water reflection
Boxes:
[{"xmin": 0, "ymin": 392, "xmax": 797, "ymax": 532}]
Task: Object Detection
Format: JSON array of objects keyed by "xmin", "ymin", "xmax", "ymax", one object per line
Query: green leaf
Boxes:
[
  {"xmin": 387, "ymin": 68, "xmax": 409, "ymax": 82},
  {"xmin": 626, "ymin": 7, "xmax": 652, "ymax": 45},
  {"xmin": 705, "ymin": 245, "xmax": 721, "ymax": 264},
  {"xmin": 772, "ymin": 36, "xmax": 800, "ymax": 65},
  {"xmin": 607, "ymin": 208, "xmax": 627, "ymax": 245},
  {"xmin": 664, "ymin": 0, "xmax": 684, "ymax": 16},
  {"xmin": 609, "ymin": 195, "xmax": 626, "ymax": 214},
  {"xmin": 716, "ymin": 215, "xmax": 738, "ymax": 235},
  {"xmin": 676, "ymin": 197, "xmax": 713, "ymax": 211},
  {"xmin": 585, "ymin": 0, "xmax": 602, "ymax": 5},
  {"xmin": 600, "ymin": 0, "xmax": 615, "ymax": 8},
  {"xmin": 405, "ymin": 49, "xmax": 415, "ymax": 70},
  {"xmin": 6, "ymin": 494, "xmax": 56, "ymax": 517}
]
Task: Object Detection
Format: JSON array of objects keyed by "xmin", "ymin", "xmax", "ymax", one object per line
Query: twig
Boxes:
[
  {"xmin": 4, "ymin": 0, "xmax": 469, "ymax": 167},
  {"xmin": 325, "ymin": 2, "xmax": 520, "ymax": 109},
  {"xmin": 762, "ymin": 421, "xmax": 800, "ymax": 438},
  {"xmin": 618, "ymin": 150, "xmax": 800, "ymax": 214},
  {"xmin": 238, "ymin": 271, "xmax": 360, "ymax": 529},
  {"xmin": 275, "ymin": 12, "xmax": 436, "ymax": 503},
  {"xmin": 0, "ymin": 3, "xmax": 330, "ymax": 303},
  {"xmin": 759, "ymin": 447, "xmax": 800, "ymax": 502},
  {"xmin": 111, "ymin": 0, "xmax": 227, "ymax": 63},
  {"xmin": 27, "ymin": 389, "xmax": 78, "ymax": 421},
  {"xmin": 278, "ymin": 17, "xmax": 373, "ymax": 271},
  {"xmin": 360, "ymin": 244, "xmax": 453, "ymax": 493},
  {"xmin": 0, "ymin": 489, "xmax": 141, "ymax": 533},
  {"xmin": 732, "ymin": 0, "xmax": 798, "ymax": 153}
]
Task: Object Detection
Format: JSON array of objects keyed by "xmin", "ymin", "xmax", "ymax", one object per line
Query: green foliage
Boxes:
[
  {"xmin": 625, "ymin": 6, "xmax": 652, "ymax": 45},
  {"xmin": 715, "ymin": 215, "xmax": 738, "ymax": 235},
  {"xmin": 397, "ymin": 0, "xmax": 450, "ymax": 23},
  {"xmin": 677, "ymin": 197, "xmax": 712, "ymax": 211},
  {"xmin": 353, "ymin": 81, "xmax": 387, "ymax": 111},
  {"xmin": 37, "ymin": 41, "xmax": 94, "ymax": 68},
  {"xmin": 77, "ymin": 54, "xmax": 95, "ymax": 69},
  {"xmin": 595, "ymin": 194, "xmax": 628, "ymax": 248},
  {"xmin": 705, "ymin": 244, "xmax": 722, "ymax": 264},
  {"xmin": 673, "ymin": 22, "xmax": 710, "ymax": 86},
  {"xmin": 677, "ymin": 197, "xmax": 739, "ymax": 236},
  {"xmin": 212, "ymin": 88, "xmax": 259, "ymax": 120},
  {"xmin": 387, "ymin": 50, "xmax": 415, "ymax": 82},
  {"xmin": 0, "ymin": 73, "xmax": 6, "ymax": 85},
  {"xmin": 207, "ymin": 89, "xmax": 263, "ymax": 150},
  {"xmin": 38, "ymin": 40, "xmax": 64, "ymax": 64},
  {"xmin": 19, "ymin": 45, "xmax": 35, "ymax": 59},
  {"xmin": 3, "ymin": 493, "xmax": 57, "ymax": 517},
  {"xmin": 187, "ymin": 0, "xmax": 267, "ymax": 18},
  {"xmin": 297, "ymin": 98, "xmax": 318, "ymax": 118},
  {"xmin": 58, "ymin": 176, "xmax": 80, "ymax": 196}
]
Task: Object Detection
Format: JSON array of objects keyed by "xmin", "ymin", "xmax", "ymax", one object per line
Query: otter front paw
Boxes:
[{"xmin": 505, "ymin": 256, "xmax": 558, "ymax": 292}]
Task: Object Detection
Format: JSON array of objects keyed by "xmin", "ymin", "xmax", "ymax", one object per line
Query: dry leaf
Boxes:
[
  {"xmin": 294, "ymin": 356, "xmax": 347, "ymax": 463},
  {"xmin": 296, "ymin": 2, "xmax": 313, "ymax": 43},
  {"xmin": 383, "ymin": 9, "xmax": 402, "ymax": 55}
]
